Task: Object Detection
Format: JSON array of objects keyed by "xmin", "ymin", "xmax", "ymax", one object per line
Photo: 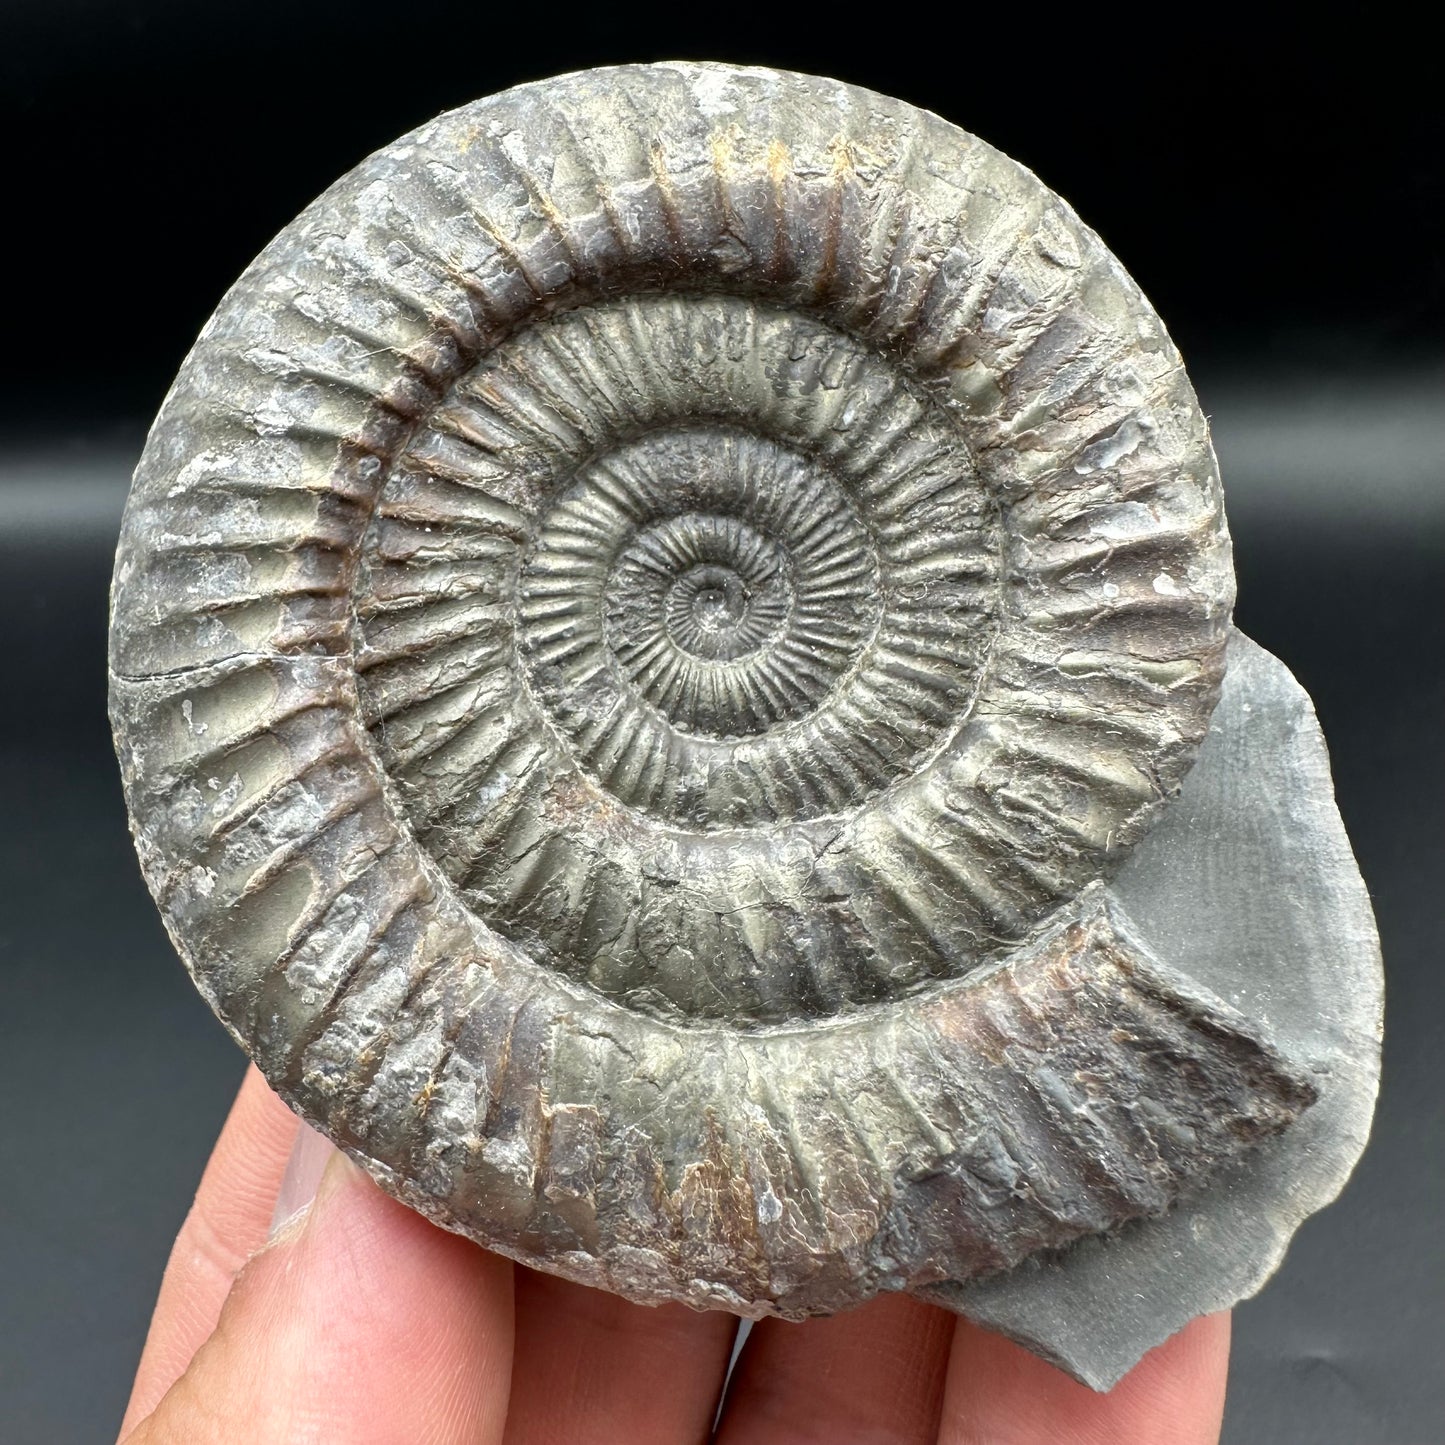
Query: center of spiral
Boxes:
[
  {"xmin": 518, "ymin": 428, "xmax": 883, "ymax": 763},
  {"xmin": 604, "ymin": 510, "xmax": 798, "ymax": 733},
  {"xmin": 675, "ymin": 564, "xmax": 747, "ymax": 640}
]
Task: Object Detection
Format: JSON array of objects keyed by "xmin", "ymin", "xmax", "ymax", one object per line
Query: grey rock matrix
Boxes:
[{"xmin": 108, "ymin": 62, "xmax": 1381, "ymax": 1384}]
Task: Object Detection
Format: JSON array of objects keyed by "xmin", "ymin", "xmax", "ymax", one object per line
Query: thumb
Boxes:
[{"xmin": 123, "ymin": 1139, "xmax": 514, "ymax": 1445}]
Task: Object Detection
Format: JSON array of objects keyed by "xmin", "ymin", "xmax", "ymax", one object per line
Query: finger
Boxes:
[
  {"xmin": 939, "ymin": 1310, "xmax": 1231, "ymax": 1445},
  {"xmin": 714, "ymin": 1292, "xmax": 956, "ymax": 1445},
  {"xmin": 120, "ymin": 1065, "xmax": 300, "ymax": 1436},
  {"xmin": 123, "ymin": 1147, "xmax": 515, "ymax": 1445},
  {"xmin": 503, "ymin": 1268, "xmax": 738, "ymax": 1445}
]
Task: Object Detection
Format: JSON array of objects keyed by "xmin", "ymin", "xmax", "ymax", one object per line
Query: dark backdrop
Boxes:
[{"xmin": 1, "ymin": 6, "xmax": 1440, "ymax": 1442}]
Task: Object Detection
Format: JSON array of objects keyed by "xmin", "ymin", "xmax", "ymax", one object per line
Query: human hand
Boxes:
[{"xmin": 118, "ymin": 1067, "xmax": 1230, "ymax": 1444}]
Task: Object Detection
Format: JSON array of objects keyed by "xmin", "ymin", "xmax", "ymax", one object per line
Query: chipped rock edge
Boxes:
[{"xmin": 926, "ymin": 630, "xmax": 1384, "ymax": 1387}]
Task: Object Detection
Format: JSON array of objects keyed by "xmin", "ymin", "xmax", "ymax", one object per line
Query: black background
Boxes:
[{"xmin": 1, "ymin": 5, "xmax": 1441, "ymax": 1442}]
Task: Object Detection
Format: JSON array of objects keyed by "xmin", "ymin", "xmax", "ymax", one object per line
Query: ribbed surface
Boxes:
[{"xmin": 109, "ymin": 63, "xmax": 1259, "ymax": 1316}]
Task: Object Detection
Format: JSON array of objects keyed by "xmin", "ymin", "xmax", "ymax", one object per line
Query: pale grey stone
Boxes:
[{"xmin": 931, "ymin": 631, "xmax": 1383, "ymax": 1386}]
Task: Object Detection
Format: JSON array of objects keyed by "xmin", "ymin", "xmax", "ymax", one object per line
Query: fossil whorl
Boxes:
[{"xmin": 111, "ymin": 63, "xmax": 1306, "ymax": 1316}]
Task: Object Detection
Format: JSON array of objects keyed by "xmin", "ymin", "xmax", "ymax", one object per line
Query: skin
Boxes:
[{"xmin": 119, "ymin": 1067, "xmax": 1231, "ymax": 1445}]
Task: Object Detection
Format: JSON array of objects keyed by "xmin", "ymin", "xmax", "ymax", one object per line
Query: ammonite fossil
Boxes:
[{"xmin": 110, "ymin": 62, "xmax": 1382, "ymax": 1384}]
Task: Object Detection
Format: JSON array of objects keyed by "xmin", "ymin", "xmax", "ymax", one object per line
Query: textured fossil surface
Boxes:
[{"xmin": 107, "ymin": 62, "xmax": 1377, "ymax": 1379}]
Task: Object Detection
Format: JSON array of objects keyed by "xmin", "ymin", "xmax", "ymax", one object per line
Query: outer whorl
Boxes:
[{"xmin": 110, "ymin": 63, "xmax": 1309, "ymax": 1317}]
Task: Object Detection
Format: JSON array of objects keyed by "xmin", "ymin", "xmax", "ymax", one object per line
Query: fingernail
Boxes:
[{"xmin": 267, "ymin": 1120, "xmax": 337, "ymax": 1240}]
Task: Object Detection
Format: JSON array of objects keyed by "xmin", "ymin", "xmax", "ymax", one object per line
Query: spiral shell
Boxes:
[{"xmin": 110, "ymin": 64, "xmax": 1300, "ymax": 1318}]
